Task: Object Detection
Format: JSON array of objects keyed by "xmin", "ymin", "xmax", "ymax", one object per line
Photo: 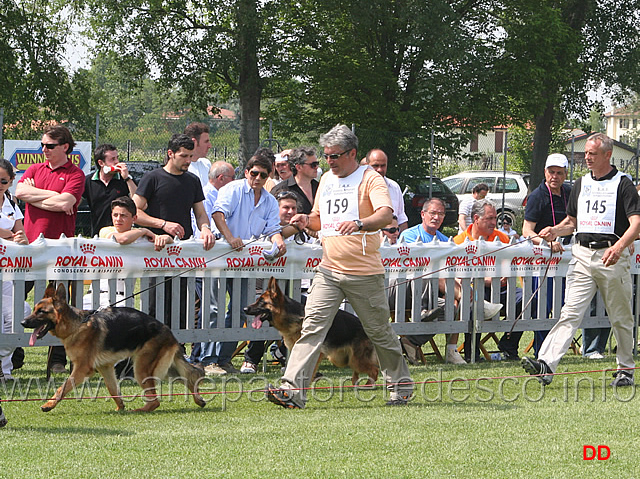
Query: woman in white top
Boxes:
[{"xmin": 0, "ymin": 158, "xmax": 31, "ymax": 380}]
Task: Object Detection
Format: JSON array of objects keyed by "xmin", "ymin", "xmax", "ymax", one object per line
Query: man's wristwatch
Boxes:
[{"xmin": 354, "ymin": 219, "xmax": 364, "ymax": 231}]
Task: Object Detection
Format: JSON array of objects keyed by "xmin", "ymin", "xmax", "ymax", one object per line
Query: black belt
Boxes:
[{"xmin": 578, "ymin": 240, "xmax": 614, "ymax": 249}]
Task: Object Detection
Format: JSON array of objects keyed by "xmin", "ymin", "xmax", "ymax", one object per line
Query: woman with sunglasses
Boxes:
[{"xmin": 0, "ymin": 158, "xmax": 31, "ymax": 387}]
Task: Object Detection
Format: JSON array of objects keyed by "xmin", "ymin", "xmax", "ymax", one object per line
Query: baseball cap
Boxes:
[{"xmin": 545, "ymin": 153, "xmax": 568, "ymax": 169}]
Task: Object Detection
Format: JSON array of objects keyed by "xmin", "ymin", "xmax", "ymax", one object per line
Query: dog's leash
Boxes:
[{"xmin": 92, "ymin": 225, "xmax": 287, "ymax": 314}]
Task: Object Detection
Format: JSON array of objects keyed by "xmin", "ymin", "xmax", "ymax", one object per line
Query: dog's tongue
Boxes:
[
  {"xmin": 29, "ymin": 325, "xmax": 46, "ymax": 346},
  {"xmin": 251, "ymin": 315, "xmax": 263, "ymax": 329}
]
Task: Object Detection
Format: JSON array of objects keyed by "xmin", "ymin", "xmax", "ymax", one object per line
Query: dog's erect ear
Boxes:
[
  {"xmin": 55, "ymin": 283, "xmax": 68, "ymax": 303},
  {"xmin": 43, "ymin": 282, "xmax": 57, "ymax": 298},
  {"xmin": 268, "ymin": 276, "xmax": 278, "ymax": 293}
]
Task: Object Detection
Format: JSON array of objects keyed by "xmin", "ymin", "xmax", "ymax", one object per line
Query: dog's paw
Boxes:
[{"xmin": 41, "ymin": 402, "xmax": 56, "ymax": 412}]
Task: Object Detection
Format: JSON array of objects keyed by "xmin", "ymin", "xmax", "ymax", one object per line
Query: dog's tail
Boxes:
[{"xmin": 173, "ymin": 352, "xmax": 206, "ymax": 408}]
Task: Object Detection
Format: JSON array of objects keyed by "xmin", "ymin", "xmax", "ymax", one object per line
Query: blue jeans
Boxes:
[{"xmin": 215, "ymin": 279, "xmax": 248, "ymax": 366}]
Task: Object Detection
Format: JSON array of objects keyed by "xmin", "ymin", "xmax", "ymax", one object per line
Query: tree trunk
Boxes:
[
  {"xmin": 530, "ymin": 101, "xmax": 555, "ymax": 192},
  {"xmin": 237, "ymin": 0, "xmax": 262, "ymax": 170}
]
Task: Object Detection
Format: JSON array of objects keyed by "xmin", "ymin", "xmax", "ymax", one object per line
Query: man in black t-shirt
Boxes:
[
  {"xmin": 133, "ymin": 134, "xmax": 215, "ymax": 327},
  {"xmin": 522, "ymin": 134, "xmax": 640, "ymax": 387},
  {"xmin": 83, "ymin": 144, "xmax": 137, "ymax": 236}
]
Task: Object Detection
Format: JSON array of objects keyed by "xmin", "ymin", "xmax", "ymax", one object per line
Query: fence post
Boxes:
[
  {"xmin": 95, "ymin": 113, "xmax": 100, "ymax": 148},
  {"xmin": 0, "ymin": 107, "xmax": 3, "ymax": 157},
  {"xmin": 429, "ymin": 130, "xmax": 434, "ymax": 199},
  {"xmin": 570, "ymin": 135, "xmax": 575, "ymax": 184},
  {"xmin": 501, "ymin": 130, "xmax": 507, "ymax": 218}
]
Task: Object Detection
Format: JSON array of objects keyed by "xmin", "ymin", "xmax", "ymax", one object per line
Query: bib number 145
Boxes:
[{"xmin": 585, "ymin": 200, "xmax": 606, "ymax": 214}]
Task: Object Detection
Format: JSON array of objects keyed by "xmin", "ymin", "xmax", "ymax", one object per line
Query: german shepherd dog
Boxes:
[
  {"xmin": 244, "ymin": 277, "xmax": 379, "ymax": 385},
  {"xmin": 21, "ymin": 283, "xmax": 206, "ymax": 413}
]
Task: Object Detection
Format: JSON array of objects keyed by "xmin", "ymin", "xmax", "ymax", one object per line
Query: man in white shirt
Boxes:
[
  {"xmin": 185, "ymin": 122, "xmax": 212, "ymax": 187},
  {"xmin": 365, "ymin": 149, "xmax": 408, "ymax": 231}
]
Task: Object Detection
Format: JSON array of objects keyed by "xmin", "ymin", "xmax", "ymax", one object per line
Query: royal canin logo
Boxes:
[
  {"xmin": 465, "ymin": 244, "xmax": 477, "ymax": 255},
  {"xmin": 397, "ymin": 245, "xmax": 410, "ymax": 256},
  {"xmin": 248, "ymin": 246, "xmax": 263, "ymax": 256},
  {"xmin": 80, "ymin": 244, "xmax": 96, "ymax": 255},
  {"xmin": 166, "ymin": 245, "xmax": 181, "ymax": 256},
  {"xmin": 533, "ymin": 246, "xmax": 544, "ymax": 256},
  {"xmin": 0, "ymin": 245, "xmax": 5, "ymax": 255}
]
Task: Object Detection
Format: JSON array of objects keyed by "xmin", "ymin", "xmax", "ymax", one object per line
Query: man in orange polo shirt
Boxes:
[
  {"xmin": 266, "ymin": 125, "xmax": 413, "ymax": 408},
  {"xmin": 454, "ymin": 199, "xmax": 523, "ymax": 361}
]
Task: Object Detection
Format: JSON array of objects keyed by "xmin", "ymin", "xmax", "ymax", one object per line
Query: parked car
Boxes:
[
  {"xmin": 404, "ymin": 177, "xmax": 459, "ymax": 228},
  {"xmin": 442, "ymin": 171, "xmax": 530, "ymax": 226}
]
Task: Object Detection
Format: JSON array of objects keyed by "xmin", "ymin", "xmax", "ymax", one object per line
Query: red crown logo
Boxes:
[
  {"xmin": 167, "ymin": 245, "xmax": 181, "ymax": 256},
  {"xmin": 465, "ymin": 244, "xmax": 477, "ymax": 255},
  {"xmin": 80, "ymin": 244, "xmax": 96, "ymax": 255},
  {"xmin": 397, "ymin": 245, "xmax": 410, "ymax": 256},
  {"xmin": 532, "ymin": 246, "xmax": 543, "ymax": 256},
  {"xmin": 0, "ymin": 245, "xmax": 5, "ymax": 255},
  {"xmin": 248, "ymin": 246, "xmax": 263, "ymax": 256}
]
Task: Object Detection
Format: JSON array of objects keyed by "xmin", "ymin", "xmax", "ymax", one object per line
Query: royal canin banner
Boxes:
[{"xmin": 0, "ymin": 235, "xmax": 581, "ymax": 282}]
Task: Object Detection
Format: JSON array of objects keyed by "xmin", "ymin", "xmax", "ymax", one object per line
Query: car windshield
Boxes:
[
  {"xmin": 442, "ymin": 178, "xmax": 463, "ymax": 194},
  {"xmin": 416, "ymin": 180, "xmax": 449, "ymax": 194}
]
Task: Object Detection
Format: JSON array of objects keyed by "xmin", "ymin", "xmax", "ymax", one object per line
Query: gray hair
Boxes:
[
  {"xmin": 208, "ymin": 161, "xmax": 234, "ymax": 181},
  {"xmin": 319, "ymin": 124, "xmax": 358, "ymax": 151},
  {"xmin": 421, "ymin": 197, "xmax": 446, "ymax": 212},
  {"xmin": 586, "ymin": 132, "xmax": 613, "ymax": 153},
  {"xmin": 471, "ymin": 198, "xmax": 496, "ymax": 220}
]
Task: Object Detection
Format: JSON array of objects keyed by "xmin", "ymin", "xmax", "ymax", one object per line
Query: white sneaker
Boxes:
[
  {"xmin": 240, "ymin": 361, "xmax": 257, "ymax": 373},
  {"xmin": 587, "ymin": 352, "xmax": 604, "ymax": 360},
  {"xmin": 483, "ymin": 301, "xmax": 502, "ymax": 318},
  {"xmin": 445, "ymin": 348, "xmax": 467, "ymax": 365}
]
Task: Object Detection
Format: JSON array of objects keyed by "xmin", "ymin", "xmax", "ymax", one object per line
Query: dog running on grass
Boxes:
[
  {"xmin": 244, "ymin": 277, "xmax": 379, "ymax": 385},
  {"xmin": 21, "ymin": 283, "xmax": 206, "ymax": 413}
]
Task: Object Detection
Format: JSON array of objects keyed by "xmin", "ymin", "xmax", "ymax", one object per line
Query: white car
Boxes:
[{"xmin": 442, "ymin": 171, "xmax": 530, "ymax": 225}]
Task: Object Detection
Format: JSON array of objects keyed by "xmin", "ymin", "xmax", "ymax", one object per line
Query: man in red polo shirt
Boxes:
[
  {"xmin": 15, "ymin": 125, "xmax": 85, "ymax": 373},
  {"xmin": 16, "ymin": 125, "xmax": 85, "ymax": 243}
]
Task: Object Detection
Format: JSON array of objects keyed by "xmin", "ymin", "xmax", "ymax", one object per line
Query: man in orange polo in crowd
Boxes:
[{"xmin": 454, "ymin": 199, "xmax": 523, "ymax": 362}]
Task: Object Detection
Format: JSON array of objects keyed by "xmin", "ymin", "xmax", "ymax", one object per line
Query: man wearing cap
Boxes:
[
  {"xmin": 521, "ymin": 153, "xmax": 572, "ymax": 355},
  {"xmin": 522, "ymin": 133, "xmax": 640, "ymax": 387}
]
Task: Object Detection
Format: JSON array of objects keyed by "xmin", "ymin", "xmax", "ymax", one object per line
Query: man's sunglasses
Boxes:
[
  {"xmin": 0, "ymin": 179, "xmax": 9, "ymax": 185},
  {"xmin": 249, "ymin": 170, "xmax": 269, "ymax": 179},
  {"xmin": 41, "ymin": 143, "xmax": 60, "ymax": 150},
  {"xmin": 323, "ymin": 149, "xmax": 352, "ymax": 160},
  {"xmin": 381, "ymin": 227, "xmax": 399, "ymax": 234},
  {"xmin": 304, "ymin": 161, "xmax": 320, "ymax": 168}
]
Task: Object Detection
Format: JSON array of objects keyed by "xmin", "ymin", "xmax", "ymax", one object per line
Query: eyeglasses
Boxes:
[
  {"xmin": 249, "ymin": 170, "xmax": 269, "ymax": 179},
  {"xmin": 323, "ymin": 149, "xmax": 352, "ymax": 160},
  {"xmin": 41, "ymin": 143, "xmax": 60, "ymax": 150},
  {"xmin": 381, "ymin": 227, "xmax": 399, "ymax": 234},
  {"xmin": 424, "ymin": 210, "xmax": 445, "ymax": 217},
  {"xmin": 0, "ymin": 179, "xmax": 9, "ymax": 185},
  {"xmin": 304, "ymin": 161, "xmax": 320, "ymax": 168}
]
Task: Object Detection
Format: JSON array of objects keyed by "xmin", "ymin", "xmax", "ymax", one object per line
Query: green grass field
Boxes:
[{"xmin": 2, "ymin": 336, "xmax": 639, "ymax": 479}]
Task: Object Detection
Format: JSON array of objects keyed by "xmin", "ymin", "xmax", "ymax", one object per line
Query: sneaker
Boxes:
[
  {"xmin": 204, "ymin": 364, "xmax": 228, "ymax": 376},
  {"xmin": 521, "ymin": 357, "xmax": 553, "ymax": 385},
  {"xmin": 420, "ymin": 307, "xmax": 444, "ymax": 322},
  {"xmin": 385, "ymin": 394, "xmax": 412, "ymax": 406},
  {"xmin": 400, "ymin": 337, "xmax": 421, "ymax": 365},
  {"xmin": 240, "ymin": 361, "xmax": 257, "ymax": 374},
  {"xmin": 445, "ymin": 348, "xmax": 467, "ymax": 365},
  {"xmin": 50, "ymin": 363, "xmax": 69, "ymax": 374},
  {"xmin": 587, "ymin": 352, "xmax": 604, "ymax": 360},
  {"xmin": 265, "ymin": 383, "xmax": 302, "ymax": 409},
  {"xmin": 218, "ymin": 362, "xmax": 241, "ymax": 374},
  {"xmin": 611, "ymin": 370, "xmax": 634, "ymax": 387},
  {"xmin": 0, "ymin": 407, "xmax": 6, "ymax": 428},
  {"xmin": 483, "ymin": 301, "xmax": 502, "ymax": 318}
]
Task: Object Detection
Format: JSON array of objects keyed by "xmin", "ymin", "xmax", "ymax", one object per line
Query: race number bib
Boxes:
[
  {"xmin": 319, "ymin": 166, "xmax": 368, "ymax": 237},
  {"xmin": 576, "ymin": 171, "xmax": 622, "ymax": 234}
]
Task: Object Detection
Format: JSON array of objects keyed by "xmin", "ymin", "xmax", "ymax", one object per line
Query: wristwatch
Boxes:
[{"xmin": 354, "ymin": 219, "xmax": 364, "ymax": 231}]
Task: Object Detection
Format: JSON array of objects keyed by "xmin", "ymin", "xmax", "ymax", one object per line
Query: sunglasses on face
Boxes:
[
  {"xmin": 323, "ymin": 149, "xmax": 351, "ymax": 160},
  {"xmin": 305, "ymin": 161, "xmax": 320, "ymax": 168},
  {"xmin": 0, "ymin": 179, "xmax": 9, "ymax": 185},
  {"xmin": 382, "ymin": 227, "xmax": 399, "ymax": 234},
  {"xmin": 41, "ymin": 143, "xmax": 60, "ymax": 150},
  {"xmin": 249, "ymin": 170, "xmax": 269, "ymax": 179}
]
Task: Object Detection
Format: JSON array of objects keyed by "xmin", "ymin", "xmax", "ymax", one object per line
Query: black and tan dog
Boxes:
[
  {"xmin": 21, "ymin": 283, "xmax": 206, "ymax": 413},
  {"xmin": 244, "ymin": 277, "xmax": 379, "ymax": 385}
]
